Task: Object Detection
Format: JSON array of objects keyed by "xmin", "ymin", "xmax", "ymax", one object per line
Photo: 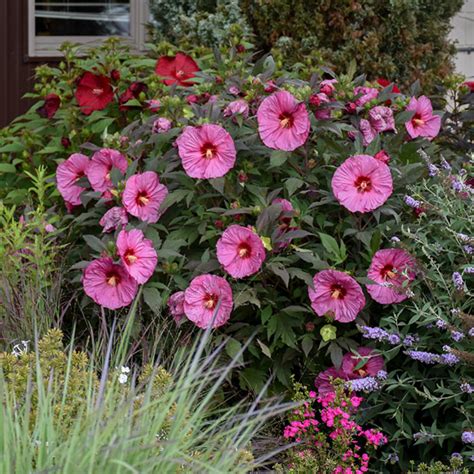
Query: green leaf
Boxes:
[
  {"xmin": 143, "ymin": 287, "xmax": 162, "ymax": 314},
  {"xmin": 226, "ymin": 338, "xmax": 243, "ymax": 363},
  {"xmin": 301, "ymin": 335, "xmax": 314, "ymax": 356},
  {"xmin": 0, "ymin": 163, "xmax": 17, "ymax": 173},
  {"xmin": 0, "ymin": 143, "xmax": 24, "ymax": 153},
  {"xmin": 83, "ymin": 234, "xmax": 106, "ymax": 253},
  {"xmin": 318, "ymin": 233, "xmax": 340, "ymax": 256},
  {"xmin": 257, "ymin": 339, "xmax": 272, "ymax": 358},
  {"xmin": 269, "ymin": 150, "xmax": 289, "ymax": 168},
  {"xmin": 284, "ymin": 177, "xmax": 304, "ymax": 196}
]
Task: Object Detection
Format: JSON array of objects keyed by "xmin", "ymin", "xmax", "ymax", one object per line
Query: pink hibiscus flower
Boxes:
[
  {"xmin": 331, "ymin": 155, "xmax": 393, "ymax": 213},
  {"xmin": 315, "ymin": 367, "xmax": 347, "ymax": 395},
  {"xmin": 83, "ymin": 257, "xmax": 138, "ymax": 309},
  {"xmin": 359, "ymin": 119, "xmax": 377, "ymax": 146},
  {"xmin": 56, "ymin": 153, "xmax": 90, "ymax": 207},
  {"xmin": 176, "ymin": 124, "xmax": 237, "ymax": 179},
  {"xmin": 116, "ymin": 229, "xmax": 158, "ymax": 284},
  {"xmin": 183, "ymin": 274, "xmax": 233, "ymax": 329},
  {"xmin": 86, "ymin": 148, "xmax": 128, "ymax": 193},
  {"xmin": 272, "ymin": 197, "xmax": 294, "ymax": 224},
  {"xmin": 224, "ymin": 99, "xmax": 249, "ymax": 118},
  {"xmin": 168, "ymin": 291, "xmax": 186, "ymax": 323},
  {"xmin": 368, "ymin": 106, "xmax": 395, "ymax": 133},
  {"xmin": 256, "ymin": 91, "xmax": 310, "ymax": 151},
  {"xmin": 308, "ymin": 269, "xmax": 365, "ymax": 323},
  {"xmin": 99, "ymin": 207, "xmax": 128, "ymax": 233},
  {"xmin": 216, "ymin": 225, "xmax": 266, "ymax": 279},
  {"xmin": 341, "ymin": 347, "xmax": 384, "ymax": 378},
  {"xmin": 405, "ymin": 96, "xmax": 441, "ymax": 140},
  {"xmin": 320, "ymin": 79, "xmax": 338, "ymax": 96},
  {"xmin": 122, "ymin": 171, "xmax": 168, "ymax": 223},
  {"xmin": 354, "ymin": 86, "xmax": 379, "ymax": 107},
  {"xmin": 366, "ymin": 249, "xmax": 416, "ymax": 304}
]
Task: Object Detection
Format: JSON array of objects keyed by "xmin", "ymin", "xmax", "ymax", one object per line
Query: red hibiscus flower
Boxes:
[
  {"xmin": 38, "ymin": 93, "xmax": 61, "ymax": 119},
  {"xmin": 75, "ymin": 71, "xmax": 114, "ymax": 115},
  {"xmin": 376, "ymin": 78, "xmax": 400, "ymax": 94},
  {"xmin": 155, "ymin": 52, "xmax": 200, "ymax": 87},
  {"xmin": 118, "ymin": 81, "xmax": 148, "ymax": 110}
]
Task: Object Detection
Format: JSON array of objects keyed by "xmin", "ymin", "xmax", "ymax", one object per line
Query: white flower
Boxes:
[
  {"xmin": 120, "ymin": 366, "xmax": 130, "ymax": 374},
  {"xmin": 118, "ymin": 373, "xmax": 128, "ymax": 384},
  {"xmin": 12, "ymin": 340, "xmax": 29, "ymax": 357}
]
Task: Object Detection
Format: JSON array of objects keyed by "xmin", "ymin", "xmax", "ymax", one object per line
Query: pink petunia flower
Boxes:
[
  {"xmin": 354, "ymin": 87, "xmax": 379, "ymax": 107},
  {"xmin": 83, "ymin": 257, "xmax": 138, "ymax": 309},
  {"xmin": 56, "ymin": 153, "xmax": 90, "ymax": 208},
  {"xmin": 86, "ymin": 148, "xmax": 128, "ymax": 193},
  {"xmin": 116, "ymin": 229, "xmax": 157, "ymax": 284},
  {"xmin": 183, "ymin": 274, "xmax": 233, "ymax": 329},
  {"xmin": 341, "ymin": 347, "xmax": 384, "ymax": 378},
  {"xmin": 122, "ymin": 171, "xmax": 168, "ymax": 223},
  {"xmin": 315, "ymin": 367, "xmax": 347, "ymax": 395},
  {"xmin": 100, "ymin": 207, "xmax": 128, "ymax": 233},
  {"xmin": 168, "ymin": 291, "xmax": 186, "ymax": 324},
  {"xmin": 176, "ymin": 124, "xmax": 237, "ymax": 179},
  {"xmin": 224, "ymin": 99, "xmax": 249, "ymax": 118},
  {"xmin": 216, "ymin": 225, "xmax": 266, "ymax": 279},
  {"xmin": 257, "ymin": 91, "xmax": 310, "ymax": 151},
  {"xmin": 331, "ymin": 155, "xmax": 393, "ymax": 213},
  {"xmin": 368, "ymin": 106, "xmax": 395, "ymax": 133},
  {"xmin": 308, "ymin": 270, "xmax": 365, "ymax": 323},
  {"xmin": 405, "ymin": 96, "xmax": 441, "ymax": 140},
  {"xmin": 366, "ymin": 249, "xmax": 416, "ymax": 304}
]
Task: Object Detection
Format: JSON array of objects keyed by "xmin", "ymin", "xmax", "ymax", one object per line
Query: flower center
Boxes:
[
  {"xmin": 92, "ymin": 88, "xmax": 103, "ymax": 96},
  {"xmin": 136, "ymin": 192, "xmax": 149, "ymax": 206},
  {"xmin": 354, "ymin": 176, "xmax": 372, "ymax": 193},
  {"xmin": 204, "ymin": 293, "xmax": 218, "ymax": 310},
  {"xmin": 357, "ymin": 368, "xmax": 367, "ymax": 377},
  {"xmin": 201, "ymin": 142, "xmax": 217, "ymax": 159},
  {"xmin": 124, "ymin": 250, "xmax": 137, "ymax": 265},
  {"xmin": 330, "ymin": 284, "xmax": 346, "ymax": 300},
  {"xmin": 237, "ymin": 242, "xmax": 252, "ymax": 259},
  {"xmin": 176, "ymin": 70, "xmax": 185, "ymax": 78},
  {"xmin": 381, "ymin": 264, "xmax": 396, "ymax": 280},
  {"xmin": 279, "ymin": 112, "xmax": 294, "ymax": 129},
  {"xmin": 106, "ymin": 273, "xmax": 120, "ymax": 287},
  {"xmin": 412, "ymin": 114, "xmax": 425, "ymax": 127}
]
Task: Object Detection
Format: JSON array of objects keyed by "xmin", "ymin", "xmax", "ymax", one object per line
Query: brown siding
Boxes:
[{"xmin": 0, "ymin": 0, "xmax": 36, "ymax": 128}]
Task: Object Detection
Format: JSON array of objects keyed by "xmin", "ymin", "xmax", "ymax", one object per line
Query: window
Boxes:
[{"xmin": 28, "ymin": 0, "xmax": 148, "ymax": 57}]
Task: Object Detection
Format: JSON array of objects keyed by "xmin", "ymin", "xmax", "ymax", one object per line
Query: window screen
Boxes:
[{"xmin": 35, "ymin": 1, "xmax": 131, "ymax": 37}]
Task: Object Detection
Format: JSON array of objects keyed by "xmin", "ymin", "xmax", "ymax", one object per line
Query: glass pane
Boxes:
[{"xmin": 35, "ymin": 1, "xmax": 131, "ymax": 37}]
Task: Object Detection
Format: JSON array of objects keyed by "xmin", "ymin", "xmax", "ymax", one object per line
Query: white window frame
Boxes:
[{"xmin": 28, "ymin": 0, "xmax": 149, "ymax": 57}]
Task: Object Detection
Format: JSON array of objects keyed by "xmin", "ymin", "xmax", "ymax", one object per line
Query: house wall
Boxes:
[{"xmin": 451, "ymin": 0, "xmax": 474, "ymax": 79}]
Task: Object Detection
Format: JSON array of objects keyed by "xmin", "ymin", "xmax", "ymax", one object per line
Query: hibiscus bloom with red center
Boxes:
[
  {"xmin": 75, "ymin": 71, "xmax": 113, "ymax": 115},
  {"xmin": 331, "ymin": 154, "xmax": 393, "ymax": 213},
  {"xmin": 257, "ymin": 91, "xmax": 310, "ymax": 151},
  {"xmin": 86, "ymin": 148, "xmax": 128, "ymax": 193},
  {"xmin": 367, "ymin": 248, "xmax": 416, "ymax": 304},
  {"xmin": 341, "ymin": 347, "xmax": 385, "ymax": 379},
  {"xmin": 405, "ymin": 96, "xmax": 441, "ymax": 140},
  {"xmin": 118, "ymin": 81, "xmax": 148, "ymax": 110},
  {"xmin": 122, "ymin": 171, "xmax": 168, "ymax": 223},
  {"xmin": 116, "ymin": 229, "xmax": 158, "ymax": 284},
  {"xmin": 83, "ymin": 257, "xmax": 138, "ymax": 309},
  {"xmin": 176, "ymin": 124, "xmax": 236, "ymax": 179},
  {"xmin": 38, "ymin": 93, "xmax": 60, "ymax": 119},
  {"xmin": 155, "ymin": 52, "xmax": 200, "ymax": 87},
  {"xmin": 308, "ymin": 269, "xmax": 365, "ymax": 323},
  {"xmin": 183, "ymin": 274, "xmax": 233, "ymax": 329},
  {"xmin": 314, "ymin": 367, "xmax": 347, "ymax": 396},
  {"xmin": 56, "ymin": 153, "xmax": 90, "ymax": 208},
  {"xmin": 216, "ymin": 225, "xmax": 266, "ymax": 279}
]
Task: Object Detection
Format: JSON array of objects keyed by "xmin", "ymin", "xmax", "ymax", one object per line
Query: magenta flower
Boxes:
[
  {"xmin": 176, "ymin": 124, "xmax": 236, "ymax": 179},
  {"xmin": 86, "ymin": 148, "xmax": 128, "ymax": 193},
  {"xmin": 56, "ymin": 153, "xmax": 90, "ymax": 207},
  {"xmin": 359, "ymin": 119, "xmax": 377, "ymax": 146},
  {"xmin": 183, "ymin": 274, "xmax": 233, "ymax": 329},
  {"xmin": 308, "ymin": 270, "xmax": 365, "ymax": 323},
  {"xmin": 312, "ymin": 93, "xmax": 331, "ymax": 120},
  {"xmin": 405, "ymin": 96, "xmax": 441, "ymax": 140},
  {"xmin": 354, "ymin": 86, "xmax": 378, "ymax": 107},
  {"xmin": 216, "ymin": 225, "xmax": 266, "ymax": 279},
  {"xmin": 168, "ymin": 291, "xmax": 186, "ymax": 323},
  {"xmin": 257, "ymin": 91, "xmax": 310, "ymax": 151},
  {"xmin": 367, "ymin": 249, "xmax": 416, "ymax": 304},
  {"xmin": 224, "ymin": 99, "xmax": 249, "ymax": 118},
  {"xmin": 116, "ymin": 229, "xmax": 157, "ymax": 284},
  {"xmin": 315, "ymin": 367, "xmax": 347, "ymax": 395},
  {"xmin": 100, "ymin": 207, "xmax": 128, "ymax": 233},
  {"xmin": 331, "ymin": 155, "xmax": 393, "ymax": 213},
  {"xmin": 83, "ymin": 258, "xmax": 138, "ymax": 309},
  {"xmin": 320, "ymin": 79, "xmax": 338, "ymax": 96},
  {"xmin": 341, "ymin": 347, "xmax": 384, "ymax": 378},
  {"xmin": 368, "ymin": 106, "xmax": 395, "ymax": 133},
  {"xmin": 152, "ymin": 117, "xmax": 172, "ymax": 134},
  {"xmin": 122, "ymin": 171, "xmax": 168, "ymax": 223}
]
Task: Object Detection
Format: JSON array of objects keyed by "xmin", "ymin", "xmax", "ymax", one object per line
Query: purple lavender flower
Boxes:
[
  {"xmin": 404, "ymin": 195, "xmax": 421, "ymax": 209},
  {"xmin": 403, "ymin": 334, "xmax": 418, "ymax": 347},
  {"xmin": 451, "ymin": 330, "xmax": 465, "ymax": 342},
  {"xmin": 435, "ymin": 319, "xmax": 448, "ymax": 330},
  {"xmin": 469, "ymin": 328, "xmax": 474, "ymax": 337},
  {"xmin": 360, "ymin": 326, "xmax": 389, "ymax": 342},
  {"xmin": 390, "ymin": 236, "xmax": 400, "ymax": 243},
  {"xmin": 451, "ymin": 308, "xmax": 461, "ymax": 316},
  {"xmin": 346, "ymin": 376, "xmax": 380, "ymax": 393},
  {"xmin": 376, "ymin": 370, "xmax": 388, "ymax": 380},
  {"xmin": 440, "ymin": 353, "xmax": 460, "ymax": 365},
  {"xmin": 465, "ymin": 265, "xmax": 474, "ymax": 272},
  {"xmin": 442, "ymin": 345, "xmax": 452, "ymax": 352},
  {"xmin": 406, "ymin": 350, "xmax": 440, "ymax": 364},
  {"xmin": 452, "ymin": 272, "xmax": 464, "ymax": 291},
  {"xmin": 427, "ymin": 164, "xmax": 439, "ymax": 176},
  {"xmin": 440, "ymin": 158, "xmax": 452, "ymax": 171},
  {"xmin": 452, "ymin": 180, "xmax": 464, "ymax": 193},
  {"xmin": 464, "ymin": 246, "xmax": 474, "ymax": 255},
  {"xmin": 460, "ymin": 383, "xmax": 473, "ymax": 394},
  {"xmin": 462, "ymin": 431, "xmax": 474, "ymax": 444},
  {"xmin": 413, "ymin": 431, "xmax": 435, "ymax": 442},
  {"xmin": 387, "ymin": 453, "xmax": 399, "ymax": 464},
  {"xmin": 387, "ymin": 334, "xmax": 401, "ymax": 345},
  {"xmin": 457, "ymin": 233, "xmax": 471, "ymax": 243}
]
